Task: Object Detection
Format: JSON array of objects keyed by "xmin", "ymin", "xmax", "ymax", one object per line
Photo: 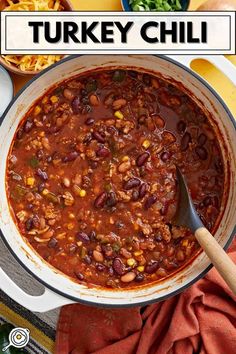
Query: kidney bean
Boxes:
[
  {"xmin": 145, "ymin": 261, "xmax": 159, "ymax": 274},
  {"xmin": 113, "ymin": 257, "xmax": 126, "ymax": 275},
  {"xmin": 195, "ymin": 146, "xmax": 208, "ymax": 160},
  {"xmin": 48, "ymin": 237, "xmax": 58, "ymax": 248},
  {"xmin": 139, "ymin": 183, "xmax": 148, "ymax": 199},
  {"xmin": 177, "ymin": 120, "xmax": 186, "ymax": 134},
  {"xmin": 24, "ymin": 120, "xmax": 33, "ymax": 133},
  {"xmin": 135, "ymin": 273, "xmax": 144, "ymax": 282},
  {"xmin": 63, "ymin": 151, "xmax": 79, "ymax": 162},
  {"xmin": 93, "ymin": 131, "xmax": 105, "ymax": 143},
  {"xmin": 124, "ymin": 178, "xmax": 141, "ymax": 190},
  {"xmin": 180, "ymin": 132, "xmax": 191, "ymax": 151},
  {"xmin": 96, "ymin": 146, "xmax": 110, "ymax": 158},
  {"xmin": 106, "ymin": 192, "xmax": 117, "ymax": 207},
  {"xmin": 72, "ymin": 96, "xmax": 81, "ymax": 113},
  {"xmin": 197, "ymin": 133, "xmax": 207, "ymax": 146},
  {"xmin": 94, "ymin": 192, "xmax": 107, "ymax": 208},
  {"xmin": 121, "ymin": 271, "xmax": 136, "ymax": 283},
  {"xmin": 160, "ymin": 151, "xmax": 171, "ymax": 162},
  {"xmin": 144, "ymin": 194, "xmax": 157, "ymax": 209},
  {"xmin": 36, "ymin": 168, "xmax": 48, "ymax": 181},
  {"xmin": 74, "ymin": 269, "xmax": 84, "ymax": 280},
  {"xmin": 136, "ymin": 152, "xmax": 150, "ymax": 167},
  {"xmin": 85, "ymin": 117, "xmax": 94, "ymax": 126},
  {"xmin": 76, "ymin": 232, "xmax": 90, "ymax": 243}
]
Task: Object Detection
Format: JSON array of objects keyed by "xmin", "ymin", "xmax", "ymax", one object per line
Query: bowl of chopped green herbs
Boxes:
[{"xmin": 122, "ymin": 0, "xmax": 190, "ymax": 11}]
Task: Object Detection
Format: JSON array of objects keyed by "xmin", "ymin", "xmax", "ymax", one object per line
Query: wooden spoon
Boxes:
[{"xmin": 174, "ymin": 167, "xmax": 236, "ymax": 295}]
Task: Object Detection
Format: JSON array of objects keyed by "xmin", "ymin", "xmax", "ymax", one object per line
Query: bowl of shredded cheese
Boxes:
[{"xmin": 0, "ymin": 0, "xmax": 73, "ymax": 75}]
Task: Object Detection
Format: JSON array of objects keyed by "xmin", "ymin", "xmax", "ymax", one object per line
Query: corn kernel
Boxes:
[
  {"xmin": 67, "ymin": 223, "xmax": 75, "ymax": 230},
  {"xmin": 182, "ymin": 240, "xmax": 189, "ymax": 247},
  {"xmin": 26, "ymin": 177, "xmax": 35, "ymax": 186},
  {"xmin": 137, "ymin": 266, "xmax": 144, "ymax": 272},
  {"xmin": 127, "ymin": 258, "xmax": 136, "ymax": 267},
  {"xmin": 39, "ymin": 131, "xmax": 45, "ymax": 137},
  {"xmin": 134, "ymin": 250, "xmax": 143, "ymax": 257},
  {"xmin": 34, "ymin": 105, "xmax": 42, "ymax": 116},
  {"xmin": 122, "ymin": 156, "xmax": 129, "ymax": 162},
  {"xmin": 79, "ymin": 189, "xmax": 86, "ymax": 197},
  {"xmin": 142, "ymin": 139, "xmax": 151, "ymax": 149},
  {"xmin": 42, "ymin": 188, "xmax": 49, "ymax": 196},
  {"xmin": 69, "ymin": 213, "xmax": 75, "ymax": 219},
  {"xmin": 42, "ymin": 96, "xmax": 48, "ymax": 104},
  {"xmin": 114, "ymin": 111, "xmax": 124, "ymax": 119},
  {"xmin": 50, "ymin": 95, "xmax": 59, "ymax": 103}
]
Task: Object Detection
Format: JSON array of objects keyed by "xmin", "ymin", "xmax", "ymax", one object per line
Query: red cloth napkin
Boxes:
[{"xmin": 56, "ymin": 239, "xmax": 236, "ymax": 354}]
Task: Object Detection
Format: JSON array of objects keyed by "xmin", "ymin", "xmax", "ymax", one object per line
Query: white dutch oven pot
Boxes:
[{"xmin": 0, "ymin": 55, "xmax": 236, "ymax": 312}]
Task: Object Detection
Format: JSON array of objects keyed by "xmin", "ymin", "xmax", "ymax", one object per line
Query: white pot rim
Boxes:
[{"xmin": 1, "ymin": 55, "xmax": 236, "ymax": 307}]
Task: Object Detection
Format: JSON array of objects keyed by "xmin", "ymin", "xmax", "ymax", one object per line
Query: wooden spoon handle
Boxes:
[{"xmin": 195, "ymin": 227, "xmax": 236, "ymax": 295}]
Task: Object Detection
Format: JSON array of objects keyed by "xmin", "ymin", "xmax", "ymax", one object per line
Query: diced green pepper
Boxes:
[{"xmin": 28, "ymin": 157, "xmax": 39, "ymax": 168}]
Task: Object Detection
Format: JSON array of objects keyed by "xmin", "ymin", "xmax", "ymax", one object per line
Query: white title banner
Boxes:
[{"xmin": 0, "ymin": 12, "xmax": 235, "ymax": 55}]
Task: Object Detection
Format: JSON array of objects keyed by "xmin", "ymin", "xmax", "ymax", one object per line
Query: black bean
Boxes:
[
  {"xmin": 85, "ymin": 117, "xmax": 94, "ymax": 126},
  {"xmin": 155, "ymin": 233, "xmax": 162, "ymax": 242},
  {"xmin": 36, "ymin": 149, "xmax": 44, "ymax": 160},
  {"xmin": 38, "ymin": 183, "xmax": 45, "ymax": 193},
  {"xmin": 24, "ymin": 120, "xmax": 33, "ymax": 133},
  {"xmin": 63, "ymin": 151, "xmax": 79, "ymax": 162},
  {"xmin": 145, "ymin": 261, "xmax": 159, "ymax": 274},
  {"xmin": 128, "ymin": 70, "xmax": 137, "ymax": 78},
  {"xmin": 177, "ymin": 120, "xmax": 186, "ymax": 134},
  {"xmin": 115, "ymin": 220, "xmax": 124, "ymax": 229},
  {"xmin": 135, "ymin": 273, "xmax": 144, "ymax": 282},
  {"xmin": 69, "ymin": 244, "xmax": 78, "ymax": 254},
  {"xmin": 96, "ymin": 146, "xmax": 110, "ymax": 158},
  {"xmin": 143, "ymin": 73, "xmax": 151, "ymax": 85},
  {"xmin": 139, "ymin": 183, "xmax": 148, "ymax": 199},
  {"xmin": 160, "ymin": 151, "xmax": 170, "ymax": 162},
  {"xmin": 89, "ymin": 230, "xmax": 96, "ymax": 241},
  {"xmin": 93, "ymin": 131, "xmax": 105, "ymax": 143},
  {"xmin": 195, "ymin": 146, "xmax": 208, "ymax": 160},
  {"xmin": 94, "ymin": 192, "xmax": 107, "ymax": 208},
  {"xmin": 89, "ymin": 161, "xmax": 98, "ymax": 169},
  {"xmin": 74, "ymin": 270, "xmax": 84, "ymax": 280},
  {"xmin": 48, "ymin": 237, "xmax": 58, "ymax": 248},
  {"xmin": 76, "ymin": 232, "xmax": 90, "ymax": 243},
  {"xmin": 144, "ymin": 194, "xmax": 157, "ymax": 209},
  {"xmin": 136, "ymin": 152, "xmax": 150, "ymax": 167},
  {"xmin": 113, "ymin": 258, "xmax": 126, "ymax": 275},
  {"xmin": 106, "ymin": 192, "xmax": 117, "ymax": 207},
  {"xmin": 96, "ymin": 264, "xmax": 106, "ymax": 272},
  {"xmin": 72, "ymin": 96, "xmax": 81, "ymax": 113},
  {"xmin": 32, "ymin": 215, "xmax": 40, "ymax": 228},
  {"xmin": 83, "ymin": 133, "xmax": 92, "ymax": 145},
  {"xmin": 83, "ymin": 255, "xmax": 92, "ymax": 265},
  {"xmin": 36, "ymin": 168, "xmax": 48, "ymax": 181},
  {"xmin": 81, "ymin": 89, "xmax": 88, "ymax": 97},
  {"xmin": 25, "ymin": 218, "xmax": 33, "ymax": 231},
  {"xmin": 197, "ymin": 133, "xmax": 207, "ymax": 146},
  {"xmin": 123, "ymin": 178, "xmax": 141, "ymax": 190},
  {"xmin": 180, "ymin": 132, "xmax": 191, "ymax": 151}
]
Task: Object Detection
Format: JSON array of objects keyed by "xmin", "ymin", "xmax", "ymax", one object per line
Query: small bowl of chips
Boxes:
[{"xmin": 0, "ymin": 0, "xmax": 73, "ymax": 75}]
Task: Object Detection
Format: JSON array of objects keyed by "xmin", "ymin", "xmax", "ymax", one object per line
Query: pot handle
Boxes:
[
  {"xmin": 167, "ymin": 55, "xmax": 236, "ymax": 86},
  {"xmin": 0, "ymin": 267, "xmax": 75, "ymax": 312}
]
